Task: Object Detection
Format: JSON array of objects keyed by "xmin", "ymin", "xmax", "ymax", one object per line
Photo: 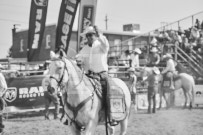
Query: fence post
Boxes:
[
  {"xmin": 192, "ymin": 15, "xmax": 194, "ymax": 27},
  {"xmin": 174, "ymin": 42, "xmax": 178, "ymax": 61}
]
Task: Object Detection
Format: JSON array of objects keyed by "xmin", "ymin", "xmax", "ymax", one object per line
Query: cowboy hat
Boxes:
[
  {"xmin": 133, "ymin": 48, "xmax": 141, "ymax": 54},
  {"xmin": 150, "ymin": 37, "xmax": 157, "ymax": 45},
  {"xmin": 152, "ymin": 67, "xmax": 160, "ymax": 75},
  {"xmin": 128, "ymin": 67, "xmax": 135, "ymax": 72},
  {"xmin": 163, "ymin": 53, "xmax": 172, "ymax": 59},
  {"xmin": 80, "ymin": 26, "xmax": 96, "ymax": 36},
  {"xmin": 150, "ymin": 47, "xmax": 158, "ymax": 53}
]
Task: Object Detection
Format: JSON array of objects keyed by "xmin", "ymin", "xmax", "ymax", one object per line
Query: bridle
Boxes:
[{"xmin": 49, "ymin": 58, "xmax": 95, "ymax": 132}]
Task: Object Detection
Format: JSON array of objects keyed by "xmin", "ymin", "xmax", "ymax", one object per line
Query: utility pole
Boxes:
[{"xmin": 105, "ymin": 14, "xmax": 108, "ymax": 30}]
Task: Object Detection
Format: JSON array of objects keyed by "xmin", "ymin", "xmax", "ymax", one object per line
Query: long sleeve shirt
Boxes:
[
  {"xmin": 76, "ymin": 34, "xmax": 109, "ymax": 73},
  {"xmin": 131, "ymin": 54, "xmax": 140, "ymax": 68},
  {"xmin": 161, "ymin": 59, "xmax": 176, "ymax": 74}
]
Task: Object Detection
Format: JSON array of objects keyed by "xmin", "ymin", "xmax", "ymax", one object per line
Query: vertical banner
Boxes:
[
  {"xmin": 55, "ymin": 0, "xmax": 80, "ymax": 53},
  {"xmin": 77, "ymin": 0, "xmax": 97, "ymax": 51},
  {"xmin": 28, "ymin": 0, "xmax": 49, "ymax": 61}
]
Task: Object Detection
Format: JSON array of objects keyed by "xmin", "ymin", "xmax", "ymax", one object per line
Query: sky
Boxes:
[{"xmin": 0, "ymin": 0, "xmax": 203, "ymax": 59}]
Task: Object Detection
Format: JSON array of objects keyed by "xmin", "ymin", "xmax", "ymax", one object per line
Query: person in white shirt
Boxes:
[
  {"xmin": 76, "ymin": 26, "xmax": 109, "ymax": 76},
  {"xmin": 0, "ymin": 64, "xmax": 7, "ymax": 132},
  {"xmin": 131, "ymin": 48, "xmax": 141, "ymax": 68},
  {"xmin": 76, "ymin": 26, "xmax": 121, "ymax": 126},
  {"xmin": 161, "ymin": 54, "xmax": 176, "ymax": 89}
]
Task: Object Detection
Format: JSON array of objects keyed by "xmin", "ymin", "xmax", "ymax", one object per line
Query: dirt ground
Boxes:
[{"xmin": 2, "ymin": 106, "xmax": 203, "ymax": 135}]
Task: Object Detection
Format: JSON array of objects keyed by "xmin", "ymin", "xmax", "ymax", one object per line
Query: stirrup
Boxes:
[{"xmin": 109, "ymin": 120, "xmax": 119, "ymax": 126}]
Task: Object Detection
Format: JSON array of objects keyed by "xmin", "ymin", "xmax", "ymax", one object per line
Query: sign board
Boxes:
[{"xmin": 4, "ymin": 75, "xmax": 46, "ymax": 112}]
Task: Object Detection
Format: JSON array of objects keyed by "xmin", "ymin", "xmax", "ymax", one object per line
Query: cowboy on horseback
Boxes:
[
  {"xmin": 76, "ymin": 26, "xmax": 120, "ymax": 126},
  {"xmin": 161, "ymin": 53, "xmax": 176, "ymax": 89}
]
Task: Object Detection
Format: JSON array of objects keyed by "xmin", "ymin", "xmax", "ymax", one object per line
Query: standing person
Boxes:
[
  {"xmin": 143, "ymin": 67, "xmax": 160, "ymax": 113},
  {"xmin": 42, "ymin": 76, "xmax": 60, "ymax": 120},
  {"xmin": 128, "ymin": 68, "xmax": 137, "ymax": 112},
  {"xmin": 131, "ymin": 48, "xmax": 142, "ymax": 68},
  {"xmin": 0, "ymin": 64, "xmax": 7, "ymax": 133},
  {"xmin": 148, "ymin": 47, "xmax": 160, "ymax": 67},
  {"xmin": 161, "ymin": 54, "xmax": 176, "ymax": 90}
]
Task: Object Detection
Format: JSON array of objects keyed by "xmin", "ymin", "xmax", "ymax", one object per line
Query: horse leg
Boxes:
[
  {"xmin": 108, "ymin": 125, "xmax": 115, "ymax": 135},
  {"xmin": 119, "ymin": 116, "xmax": 129, "ymax": 135},
  {"xmin": 162, "ymin": 90, "xmax": 169, "ymax": 109},
  {"xmin": 183, "ymin": 89, "xmax": 188, "ymax": 109},
  {"xmin": 158, "ymin": 89, "xmax": 163, "ymax": 110},
  {"xmin": 188, "ymin": 88, "xmax": 194, "ymax": 110}
]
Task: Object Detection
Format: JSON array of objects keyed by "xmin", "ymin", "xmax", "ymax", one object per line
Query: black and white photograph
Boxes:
[{"xmin": 0, "ymin": 0, "xmax": 203, "ymax": 134}]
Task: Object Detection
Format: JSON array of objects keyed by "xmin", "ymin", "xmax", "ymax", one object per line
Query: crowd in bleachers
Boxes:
[{"xmin": 151, "ymin": 19, "xmax": 203, "ymax": 58}]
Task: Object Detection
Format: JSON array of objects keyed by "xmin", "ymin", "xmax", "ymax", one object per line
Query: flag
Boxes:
[
  {"xmin": 77, "ymin": 0, "xmax": 97, "ymax": 50},
  {"xmin": 55, "ymin": 0, "xmax": 80, "ymax": 53},
  {"xmin": 27, "ymin": 0, "xmax": 49, "ymax": 61}
]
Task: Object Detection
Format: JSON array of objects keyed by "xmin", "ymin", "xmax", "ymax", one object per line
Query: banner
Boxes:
[
  {"xmin": 27, "ymin": 0, "xmax": 49, "ymax": 61},
  {"xmin": 77, "ymin": 0, "xmax": 97, "ymax": 50},
  {"xmin": 55, "ymin": 0, "xmax": 80, "ymax": 53}
]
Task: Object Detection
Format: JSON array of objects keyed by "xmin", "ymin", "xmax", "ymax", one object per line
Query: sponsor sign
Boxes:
[
  {"xmin": 28, "ymin": 0, "xmax": 49, "ymax": 61},
  {"xmin": 19, "ymin": 86, "xmax": 44, "ymax": 99},
  {"xmin": 5, "ymin": 75, "xmax": 46, "ymax": 108},
  {"xmin": 137, "ymin": 94, "xmax": 166, "ymax": 109},
  {"xmin": 77, "ymin": 0, "xmax": 97, "ymax": 50},
  {"xmin": 4, "ymin": 87, "xmax": 17, "ymax": 102},
  {"xmin": 55, "ymin": 0, "xmax": 80, "ymax": 52}
]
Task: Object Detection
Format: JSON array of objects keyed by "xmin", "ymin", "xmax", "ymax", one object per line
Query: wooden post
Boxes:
[{"xmin": 174, "ymin": 42, "xmax": 178, "ymax": 61}]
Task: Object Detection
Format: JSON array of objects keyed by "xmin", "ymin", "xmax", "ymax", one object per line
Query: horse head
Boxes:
[{"xmin": 48, "ymin": 56, "xmax": 69, "ymax": 94}]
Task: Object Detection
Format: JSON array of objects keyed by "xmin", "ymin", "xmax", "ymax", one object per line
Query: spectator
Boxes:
[
  {"xmin": 150, "ymin": 36, "xmax": 158, "ymax": 47},
  {"xmin": 148, "ymin": 47, "xmax": 160, "ymax": 67},
  {"xmin": 194, "ymin": 19, "xmax": 201, "ymax": 29},
  {"xmin": 128, "ymin": 67, "xmax": 137, "ymax": 112},
  {"xmin": 118, "ymin": 50, "xmax": 131, "ymax": 66},
  {"xmin": 42, "ymin": 76, "xmax": 60, "ymax": 120},
  {"xmin": 143, "ymin": 67, "xmax": 160, "ymax": 113},
  {"xmin": 182, "ymin": 34, "xmax": 189, "ymax": 51},
  {"xmin": 0, "ymin": 64, "xmax": 7, "ymax": 133},
  {"xmin": 201, "ymin": 20, "xmax": 203, "ymax": 30},
  {"xmin": 131, "ymin": 48, "xmax": 142, "ymax": 68}
]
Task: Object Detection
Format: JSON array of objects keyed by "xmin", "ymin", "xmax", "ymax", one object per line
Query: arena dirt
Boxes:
[{"xmin": 3, "ymin": 107, "xmax": 203, "ymax": 135}]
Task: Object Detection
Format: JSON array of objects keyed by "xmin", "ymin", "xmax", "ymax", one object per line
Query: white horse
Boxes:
[
  {"xmin": 140, "ymin": 67, "xmax": 195, "ymax": 109},
  {"xmin": 48, "ymin": 55, "xmax": 131, "ymax": 135}
]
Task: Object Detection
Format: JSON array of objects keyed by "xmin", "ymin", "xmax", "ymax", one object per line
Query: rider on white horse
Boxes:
[
  {"xmin": 76, "ymin": 26, "xmax": 118, "ymax": 126},
  {"xmin": 161, "ymin": 53, "xmax": 176, "ymax": 89}
]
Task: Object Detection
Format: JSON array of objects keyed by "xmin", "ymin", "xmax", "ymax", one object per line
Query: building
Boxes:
[{"xmin": 11, "ymin": 24, "xmax": 150, "ymax": 61}]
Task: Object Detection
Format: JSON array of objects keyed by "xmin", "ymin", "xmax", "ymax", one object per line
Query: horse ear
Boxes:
[{"xmin": 50, "ymin": 51, "xmax": 57, "ymax": 59}]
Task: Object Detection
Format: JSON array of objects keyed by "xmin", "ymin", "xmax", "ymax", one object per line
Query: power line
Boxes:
[{"xmin": 0, "ymin": 18, "xmax": 28, "ymax": 24}]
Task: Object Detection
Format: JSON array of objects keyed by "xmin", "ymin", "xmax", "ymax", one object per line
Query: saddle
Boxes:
[{"xmin": 88, "ymin": 76, "xmax": 127, "ymax": 126}]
